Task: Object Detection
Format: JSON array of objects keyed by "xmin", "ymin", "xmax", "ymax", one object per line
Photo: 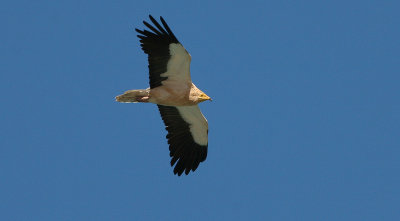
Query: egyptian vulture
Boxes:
[{"xmin": 116, "ymin": 15, "xmax": 211, "ymax": 176}]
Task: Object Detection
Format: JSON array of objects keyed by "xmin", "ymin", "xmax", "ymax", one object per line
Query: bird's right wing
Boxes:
[{"xmin": 136, "ymin": 15, "xmax": 192, "ymax": 89}]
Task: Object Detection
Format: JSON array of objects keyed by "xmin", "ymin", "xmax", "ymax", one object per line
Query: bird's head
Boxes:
[{"xmin": 198, "ymin": 92, "xmax": 212, "ymax": 102}]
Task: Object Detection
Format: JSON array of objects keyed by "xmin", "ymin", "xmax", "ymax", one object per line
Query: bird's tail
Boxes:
[{"xmin": 115, "ymin": 89, "xmax": 149, "ymax": 103}]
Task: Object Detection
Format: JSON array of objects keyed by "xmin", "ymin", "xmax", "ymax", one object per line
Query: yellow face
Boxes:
[{"xmin": 198, "ymin": 92, "xmax": 212, "ymax": 102}]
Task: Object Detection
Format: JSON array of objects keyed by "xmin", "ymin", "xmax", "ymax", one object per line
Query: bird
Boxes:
[{"xmin": 115, "ymin": 15, "xmax": 212, "ymax": 176}]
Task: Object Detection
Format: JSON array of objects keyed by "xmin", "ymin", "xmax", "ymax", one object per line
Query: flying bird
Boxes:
[{"xmin": 116, "ymin": 15, "xmax": 212, "ymax": 176}]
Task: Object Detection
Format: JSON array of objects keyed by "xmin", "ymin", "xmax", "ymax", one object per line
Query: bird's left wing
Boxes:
[
  {"xmin": 136, "ymin": 15, "xmax": 192, "ymax": 89},
  {"xmin": 157, "ymin": 105, "xmax": 208, "ymax": 176}
]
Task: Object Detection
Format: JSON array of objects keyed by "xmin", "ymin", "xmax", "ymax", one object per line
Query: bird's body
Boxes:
[
  {"xmin": 117, "ymin": 83, "xmax": 209, "ymax": 106},
  {"xmin": 116, "ymin": 15, "xmax": 211, "ymax": 176}
]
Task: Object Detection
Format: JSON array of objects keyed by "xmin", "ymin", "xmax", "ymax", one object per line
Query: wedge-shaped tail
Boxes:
[{"xmin": 115, "ymin": 89, "xmax": 149, "ymax": 103}]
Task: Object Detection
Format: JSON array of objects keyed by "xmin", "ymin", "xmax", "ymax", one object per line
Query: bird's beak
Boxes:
[{"xmin": 200, "ymin": 93, "xmax": 212, "ymax": 102}]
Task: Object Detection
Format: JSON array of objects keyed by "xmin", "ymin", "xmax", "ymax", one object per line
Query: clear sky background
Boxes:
[{"xmin": 1, "ymin": 0, "xmax": 399, "ymax": 220}]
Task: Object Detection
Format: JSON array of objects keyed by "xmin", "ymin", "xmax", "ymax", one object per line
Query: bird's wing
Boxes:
[
  {"xmin": 136, "ymin": 15, "xmax": 192, "ymax": 89},
  {"xmin": 157, "ymin": 105, "xmax": 208, "ymax": 176}
]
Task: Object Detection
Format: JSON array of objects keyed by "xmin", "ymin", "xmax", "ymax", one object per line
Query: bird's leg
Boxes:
[{"xmin": 136, "ymin": 96, "xmax": 149, "ymax": 102}]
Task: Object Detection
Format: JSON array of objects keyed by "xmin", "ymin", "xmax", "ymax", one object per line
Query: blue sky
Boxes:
[{"xmin": 1, "ymin": 0, "xmax": 399, "ymax": 220}]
